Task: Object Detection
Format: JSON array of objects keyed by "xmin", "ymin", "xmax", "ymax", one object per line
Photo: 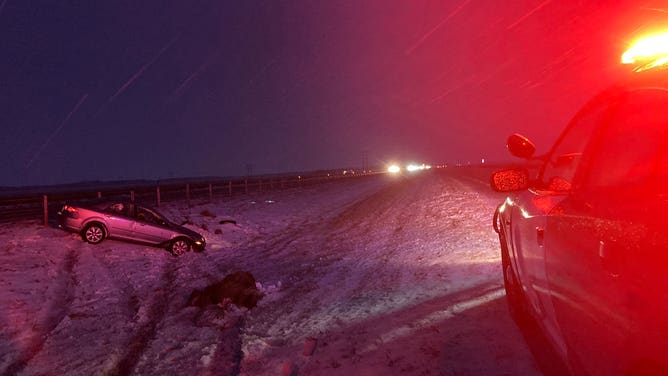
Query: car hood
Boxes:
[{"xmin": 172, "ymin": 224, "xmax": 204, "ymax": 240}]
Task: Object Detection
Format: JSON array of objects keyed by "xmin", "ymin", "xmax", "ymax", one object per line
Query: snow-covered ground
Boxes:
[{"xmin": 0, "ymin": 170, "xmax": 542, "ymax": 375}]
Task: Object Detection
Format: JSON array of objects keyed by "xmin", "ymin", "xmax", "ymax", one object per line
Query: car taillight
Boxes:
[{"xmin": 62, "ymin": 205, "xmax": 79, "ymax": 215}]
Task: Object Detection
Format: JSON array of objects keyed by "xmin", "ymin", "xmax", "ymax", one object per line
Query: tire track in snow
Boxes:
[
  {"xmin": 3, "ymin": 248, "xmax": 79, "ymax": 375},
  {"xmin": 238, "ymin": 179, "xmax": 420, "ymax": 372},
  {"xmin": 312, "ymin": 174, "xmax": 447, "ymax": 322},
  {"xmin": 106, "ymin": 258, "xmax": 178, "ymax": 376},
  {"xmin": 231, "ymin": 179, "xmax": 392, "ymax": 283},
  {"xmin": 88, "ymin": 248, "xmax": 141, "ymax": 321}
]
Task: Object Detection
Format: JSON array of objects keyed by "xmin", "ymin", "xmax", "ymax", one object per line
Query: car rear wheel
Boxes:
[
  {"xmin": 169, "ymin": 238, "xmax": 191, "ymax": 256},
  {"xmin": 82, "ymin": 223, "xmax": 105, "ymax": 244}
]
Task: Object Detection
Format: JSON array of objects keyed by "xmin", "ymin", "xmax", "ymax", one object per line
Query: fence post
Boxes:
[
  {"xmin": 228, "ymin": 181, "xmax": 232, "ymax": 196},
  {"xmin": 156, "ymin": 186, "xmax": 161, "ymax": 207},
  {"xmin": 186, "ymin": 184, "xmax": 190, "ymax": 207},
  {"xmin": 43, "ymin": 195, "xmax": 48, "ymax": 226},
  {"xmin": 270, "ymin": 178, "xmax": 274, "ymax": 190},
  {"xmin": 97, "ymin": 191, "xmax": 101, "ymax": 199},
  {"xmin": 130, "ymin": 190, "xmax": 135, "ymax": 203},
  {"xmin": 245, "ymin": 179, "xmax": 248, "ymax": 194},
  {"xmin": 259, "ymin": 179, "xmax": 262, "ymax": 192},
  {"xmin": 208, "ymin": 183, "xmax": 213, "ymax": 203}
]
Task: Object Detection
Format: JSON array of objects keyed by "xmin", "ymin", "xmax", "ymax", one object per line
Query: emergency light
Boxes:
[{"xmin": 622, "ymin": 32, "xmax": 668, "ymax": 71}]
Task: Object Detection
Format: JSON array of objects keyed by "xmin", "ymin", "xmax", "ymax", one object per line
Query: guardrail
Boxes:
[{"xmin": 0, "ymin": 170, "xmax": 384, "ymax": 225}]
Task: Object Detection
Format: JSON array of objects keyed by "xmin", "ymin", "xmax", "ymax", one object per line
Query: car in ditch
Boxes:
[
  {"xmin": 58, "ymin": 201, "xmax": 206, "ymax": 255},
  {"xmin": 490, "ymin": 39, "xmax": 668, "ymax": 375}
]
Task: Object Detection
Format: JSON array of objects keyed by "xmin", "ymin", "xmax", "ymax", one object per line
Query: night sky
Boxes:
[{"xmin": 2, "ymin": 1, "xmax": 667, "ymax": 187}]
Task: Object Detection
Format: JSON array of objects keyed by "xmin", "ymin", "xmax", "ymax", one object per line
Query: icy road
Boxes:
[{"xmin": 0, "ymin": 169, "xmax": 543, "ymax": 375}]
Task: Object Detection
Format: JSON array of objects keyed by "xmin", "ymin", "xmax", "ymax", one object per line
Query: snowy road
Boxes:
[{"xmin": 0, "ymin": 169, "xmax": 542, "ymax": 375}]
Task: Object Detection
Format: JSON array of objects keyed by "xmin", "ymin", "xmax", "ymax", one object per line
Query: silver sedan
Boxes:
[{"xmin": 57, "ymin": 202, "xmax": 205, "ymax": 255}]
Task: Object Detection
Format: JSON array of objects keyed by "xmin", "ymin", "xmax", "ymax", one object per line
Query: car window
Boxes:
[
  {"xmin": 137, "ymin": 207, "xmax": 159, "ymax": 224},
  {"xmin": 105, "ymin": 203, "xmax": 122, "ymax": 214},
  {"xmin": 583, "ymin": 88, "xmax": 668, "ymax": 191},
  {"xmin": 539, "ymin": 96, "xmax": 614, "ymax": 192},
  {"xmin": 105, "ymin": 203, "xmax": 133, "ymax": 217}
]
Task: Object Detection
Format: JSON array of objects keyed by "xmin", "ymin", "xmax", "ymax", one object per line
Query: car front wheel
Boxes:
[
  {"xmin": 82, "ymin": 223, "xmax": 105, "ymax": 244},
  {"xmin": 501, "ymin": 237, "xmax": 526, "ymax": 323},
  {"xmin": 169, "ymin": 238, "xmax": 191, "ymax": 256}
]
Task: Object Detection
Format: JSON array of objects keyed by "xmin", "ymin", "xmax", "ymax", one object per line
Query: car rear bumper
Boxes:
[{"xmin": 57, "ymin": 213, "xmax": 83, "ymax": 233}]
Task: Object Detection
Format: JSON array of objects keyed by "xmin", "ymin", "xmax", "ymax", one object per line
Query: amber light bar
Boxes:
[{"xmin": 622, "ymin": 32, "xmax": 668, "ymax": 72}]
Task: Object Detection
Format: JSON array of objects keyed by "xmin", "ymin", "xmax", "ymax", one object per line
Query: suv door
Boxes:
[
  {"xmin": 507, "ymin": 93, "xmax": 612, "ymax": 359},
  {"xmin": 544, "ymin": 87, "xmax": 668, "ymax": 375}
]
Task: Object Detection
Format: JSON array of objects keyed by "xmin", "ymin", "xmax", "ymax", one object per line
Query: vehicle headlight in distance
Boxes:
[
  {"xmin": 406, "ymin": 164, "xmax": 420, "ymax": 172},
  {"xmin": 387, "ymin": 165, "xmax": 401, "ymax": 173}
]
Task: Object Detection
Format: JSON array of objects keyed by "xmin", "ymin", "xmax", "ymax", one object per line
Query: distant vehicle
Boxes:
[
  {"xmin": 490, "ymin": 63, "xmax": 668, "ymax": 373},
  {"xmin": 58, "ymin": 202, "xmax": 205, "ymax": 255}
]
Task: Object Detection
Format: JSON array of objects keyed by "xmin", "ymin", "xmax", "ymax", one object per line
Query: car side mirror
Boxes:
[
  {"xmin": 490, "ymin": 168, "xmax": 530, "ymax": 192},
  {"xmin": 507, "ymin": 134, "xmax": 536, "ymax": 159}
]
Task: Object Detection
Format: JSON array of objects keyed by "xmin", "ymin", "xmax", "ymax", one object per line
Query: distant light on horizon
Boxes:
[
  {"xmin": 406, "ymin": 163, "xmax": 429, "ymax": 172},
  {"xmin": 387, "ymin": 165, "xmax": 401, "ymax": 173},
  {"xmin": 406, "ymin": 164, "xmax": 420, "ymax": 172}
]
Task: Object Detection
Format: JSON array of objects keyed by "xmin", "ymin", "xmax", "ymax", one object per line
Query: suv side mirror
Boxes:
[
  {"xmin": 508, "ymin": 134, "xmax": 536, "ymax": 159},
  {"xmin": 490, "ymin": 168, "xmax": 530, "ymax": 192}
]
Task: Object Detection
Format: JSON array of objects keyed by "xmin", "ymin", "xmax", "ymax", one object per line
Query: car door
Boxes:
[
  {"xmin": 625, "ymin": 143, "xmax": 668, "ymax": 374},
  {"xmin": 102, "ymin": 203, "xmax": 135, "ymax": 239},
  {"xmin": 132, "ymin": 207, "xmax": 174, "ymax": 245},
  {"xmin": 544, "ymin": 87, "xmax": 668, "ymax": 375}
]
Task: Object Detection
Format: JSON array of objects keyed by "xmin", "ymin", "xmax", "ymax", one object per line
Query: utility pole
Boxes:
[{"xmin": 362, "ymin": 150, "xmax": 369, "ymax": 172}]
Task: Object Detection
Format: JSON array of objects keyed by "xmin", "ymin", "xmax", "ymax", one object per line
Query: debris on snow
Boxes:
[
  {"xmin": 199, "ymin": 209, "xmax": 216, "ymax": 218},
  {"xmin": 187, "ymin": 271, "xmax": 262, "ymax": 309}
]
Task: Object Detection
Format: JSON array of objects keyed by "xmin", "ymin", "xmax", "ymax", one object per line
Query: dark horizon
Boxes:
[{"xmin": 3, "ymin": 1, "xmax": 666, "ymax": 187}]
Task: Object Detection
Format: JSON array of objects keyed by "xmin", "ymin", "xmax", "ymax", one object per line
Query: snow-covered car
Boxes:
[
  {"xmin": 57, "ymin": 201, "xmax": 205, "ymax": 255},
  {"xmin": 490, "ymin": 68, "xmax": 668, "ymax": 375}
]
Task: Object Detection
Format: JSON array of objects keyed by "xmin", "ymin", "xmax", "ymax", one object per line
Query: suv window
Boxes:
[
  {"xmin": 539, "ymin": 97, "xmax": 614, "ymax": 192},
  {"xmin": 582, "ymin": 88, "xmax": 668, "ymax": 191}
]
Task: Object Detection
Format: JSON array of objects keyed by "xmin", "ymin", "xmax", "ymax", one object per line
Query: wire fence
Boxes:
[{"xmin": 0, "ymin": 170, "xmax": 384, "ymax": 225}]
